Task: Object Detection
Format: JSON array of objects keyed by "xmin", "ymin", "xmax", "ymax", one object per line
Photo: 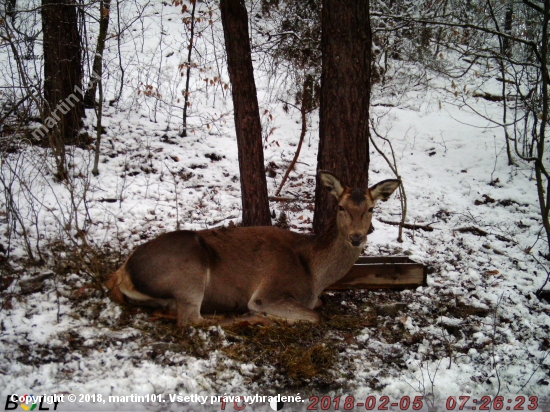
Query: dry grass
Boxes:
[{"xmin": 3, "ymin": 245, "xmax": 499, "ymax": 392}]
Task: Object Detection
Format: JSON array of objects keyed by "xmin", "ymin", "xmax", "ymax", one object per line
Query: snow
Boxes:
[{"xmin": 1, "ymin": 1, "xmax": 549, "ymax": 411}]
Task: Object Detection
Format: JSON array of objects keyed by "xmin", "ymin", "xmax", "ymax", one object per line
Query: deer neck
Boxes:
[{"xmin": 309, "ymin": 221, "xmax": 362, "ymax": 293}]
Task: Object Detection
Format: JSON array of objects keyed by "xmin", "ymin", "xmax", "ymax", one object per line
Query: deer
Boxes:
[{"xmin": 106, "ymin": 171, "xmax": 400, "ymax": 327}]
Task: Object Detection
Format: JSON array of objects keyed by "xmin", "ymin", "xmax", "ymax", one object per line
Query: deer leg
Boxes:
[
  {"xmin": 157, "ymin": 306, "xmax": 272, "ymax": 327},
  {"xmin": 206, "ymin": 312, "xmax": 274, "ymax": 326},
  {"xmin": 151, "ymin": 307, "xmax": 178, "ymax": 320},
  {"xmin": 174, "ymin": 299, "xmax": 205, "ymax": 328},
  {"xmin": 153, "ymin": 306, "xmax": 229, "ymax": 326},
  {"xmin": 172, "ymin": 275, "xmax": 209, "ymax": 327},
  {"xmin": 248, "ymin": 297, "xmax": 321, "ymax": 323}
]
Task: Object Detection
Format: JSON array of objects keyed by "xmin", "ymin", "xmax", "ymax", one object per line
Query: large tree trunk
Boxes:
[
  {"xmin": 219, "ymin": 0, "xmax": 271, "ymax": 226},
  {"xmin": 313, "ymin": 0, "xmax": 372, "ymax": 234},
  {"xmin": 42, "ymin": 0, "xmax": 84, "ymax": 179}
]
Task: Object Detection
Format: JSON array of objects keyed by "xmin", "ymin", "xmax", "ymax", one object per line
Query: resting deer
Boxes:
[{"xmin": 106, "ymin": 171, "xmax": 400, "ymax": 326}]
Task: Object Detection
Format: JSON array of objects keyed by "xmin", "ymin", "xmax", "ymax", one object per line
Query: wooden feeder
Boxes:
[{"xmin": 327, "ymin": 256, "xmax": 427, "ymax": 290}]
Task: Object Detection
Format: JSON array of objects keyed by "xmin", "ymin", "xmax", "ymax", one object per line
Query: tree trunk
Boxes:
[
  {"xmin": 84, "ymin": 0, "xmax": 111, "ymax": 108},
  {"xmin": 314, "ymin": 0, "xmax": 372, "ymax": 234},
  {"xmin": 220, "ymin": 0, "xmax": 271, "ymax": 226},
  {"xmin": 535, "ymin": 0, "xmax": 550, "ymax": 255},
  {"xmin": 6, "ymin": 0, "xmax": 17, "ymax": 22},
  {"xmin": 180, "ymin": 0, "xmax": 197, "ymax": 137},
  {"xmin": 42, "ymin": 0, "xmax": 84, "ymax": 179},
  {"xmin": 502, "ymin": 1, "xmax": 513, "ymax": 56}
]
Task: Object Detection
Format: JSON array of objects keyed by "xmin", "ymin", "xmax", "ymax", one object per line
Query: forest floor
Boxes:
[{"xmin": 1, "ymin": 3, "xmax": 549, "ymax": 411}]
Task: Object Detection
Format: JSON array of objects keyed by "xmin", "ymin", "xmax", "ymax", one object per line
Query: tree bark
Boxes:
[
  {"xmin": 535, "ymin": 0, "xmax": 550, "ymax": 255},
  {"xmin": 84, "ymin": 0, "xmax": 111, "ymax": 108},
  {"xmin": 180, "ymin": 0, "xmax": 197, "ymax": 137},
  {"xmin": 503, "ymin": 1, "xmax": 513, "ymax": 56},
  {"xmin": 42, "ymin": 0, "xmax": 84, "ymax": 142},
  {"xmin": 314, "ymin": 0, "xmax": 372, "ymax": 234},
  {"xmin": 220, "ymin": 0, "xmax": 271, "ymax": 226},
  {"xmin": 42, "ymin": 0, "xmax": 84, "ymax": 179}
]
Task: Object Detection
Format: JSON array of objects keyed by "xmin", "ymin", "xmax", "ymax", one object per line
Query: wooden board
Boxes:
[{"xmin": 326, "ymin": 256, "xmax": 427, "ymax": 290}]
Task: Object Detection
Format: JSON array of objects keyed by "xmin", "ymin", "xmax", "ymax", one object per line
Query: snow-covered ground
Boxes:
[{"xmin": 1, "ymin": 2, "xmax": 549, "ymax": 411}]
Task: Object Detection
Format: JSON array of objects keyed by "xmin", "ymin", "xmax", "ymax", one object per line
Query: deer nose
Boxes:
[{"xmin": 349, "ymin": 234, "xmax": 365, "ymax": 247}]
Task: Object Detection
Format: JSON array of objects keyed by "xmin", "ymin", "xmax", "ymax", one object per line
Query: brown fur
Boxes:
[
  {"xmin": 106, "ymin": 172, "xmax": 400, "ymax": 327},
  {"xmin": 105, "ymin": 268, "xmax": 126, "ymax": 304}
]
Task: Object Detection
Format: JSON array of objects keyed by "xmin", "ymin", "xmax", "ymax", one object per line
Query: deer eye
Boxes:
[
  {"xmin": 368, "ymin": 207, "xmax": 375, "ymax": 213},
  {"xmin": 338, "ymin": 205, "xmax": 345, "ymax": 212}
]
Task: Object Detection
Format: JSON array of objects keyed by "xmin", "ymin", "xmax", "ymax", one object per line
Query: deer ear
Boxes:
[
  {"xmin": 319, "ymin": 171, "xmax": 345, "ymax": 199},
  {"xmin": 369, "ymin": 179, "xmax": 401, "ymax": 202}
]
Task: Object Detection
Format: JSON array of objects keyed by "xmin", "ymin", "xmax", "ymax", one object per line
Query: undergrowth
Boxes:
[
  {"xmin": 1, "ymin": 244, "xmax": 513, "ymax": 393},
  {"xmin": 107, "ymin": 290, "xmax": 414, "ymax": 390}
]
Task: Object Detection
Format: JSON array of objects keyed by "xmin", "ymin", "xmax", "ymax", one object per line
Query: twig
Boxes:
[
  {"xmin": 533, "ymin": 254, "xmax": 550, "ymax": 298},
  {"xmin": 472, "ymin": 91, "xmax": 505, "ymax": 102},
  {"xmin": 490, "ymin": 292, "xmax": 505, "ymax": 409},
  {"xmin": 268, "ymin": 196, "xmax": 314, "ymax": 203},
  {"xmin": 0, "ymin": 93, "xmax": 31, "ymax": 125},
  {"xmin": 164, "ymin": 162, "xmax": 180, "ymax": 231},
  {"xmin": 378, "ymin": 217, "xmax": 435, "ymax": 232},
  {"xmin": 455, "ymin": 226, "xmax": 488, "ymax": 236},
  {"xmin": 369, "ymin": 121, "xmax": 407, "ymax": 242},
  {"xmin": 516, "ymin": 351, "xmax": 549, "ymax": 394},
  {"xmin": 275, "ymin": 80, "xmax": 314, "ymax": 196}
]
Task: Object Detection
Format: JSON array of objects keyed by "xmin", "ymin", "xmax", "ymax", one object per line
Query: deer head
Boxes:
[{"xmin": 319, "ymin": 171, "xmax": 401, "ymax": 248}]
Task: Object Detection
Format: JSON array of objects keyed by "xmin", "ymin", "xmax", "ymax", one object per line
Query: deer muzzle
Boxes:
[{"xmin": 349, "ymin": 233, "xmax": 366, "ymax": 247}]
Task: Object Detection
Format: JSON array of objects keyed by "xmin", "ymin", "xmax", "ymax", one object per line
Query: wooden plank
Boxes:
[
  {"xmin": 327, "ymin": 256, "xmax": 427, "ymax": 290},
  {"xmin": 355, "ymin": 256, "xmax": 412, "ymax": 264}
]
